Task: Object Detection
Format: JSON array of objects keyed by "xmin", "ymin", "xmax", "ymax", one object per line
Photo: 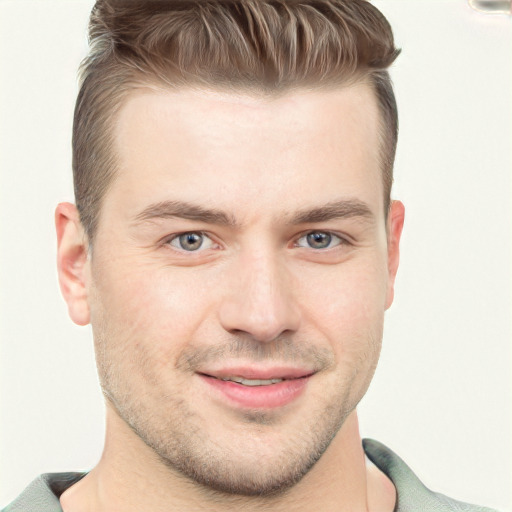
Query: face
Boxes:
[{"xmin": 70, "ymin": 84, "xmax": 403, "ymax": 496}]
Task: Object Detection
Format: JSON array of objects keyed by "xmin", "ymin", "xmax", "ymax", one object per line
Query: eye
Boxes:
[
  {"xmin": 167, "ymin": 232, "xmax": 214, "ymax": 252},
  {"xmin": 296, "ymin": 231, "xmax": 344, "ymax": 250}
]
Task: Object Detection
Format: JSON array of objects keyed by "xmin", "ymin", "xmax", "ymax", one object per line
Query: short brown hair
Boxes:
[{"xmin": 73, "ymin": 0, "xmax": 400, "ymax": 240}]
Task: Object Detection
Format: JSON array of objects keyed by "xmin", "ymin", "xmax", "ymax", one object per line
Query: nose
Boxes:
[{"xmin": 218, "ymin": 251, "xmax": 301, "ymax": 343}]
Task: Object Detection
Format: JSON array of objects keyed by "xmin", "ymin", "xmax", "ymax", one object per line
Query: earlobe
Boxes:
[
  {"xmin": 385, "ymin": 200, "xmax": 405, "ymax": 310},
  {"xmin": 55, "ymin": 202, "xmax": 91, "ymax": 326}
]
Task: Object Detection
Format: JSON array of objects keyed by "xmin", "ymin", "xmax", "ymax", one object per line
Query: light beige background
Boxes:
[{"xmin": 1, "ymin": 1, "xmax": 510, "ymax": 510}]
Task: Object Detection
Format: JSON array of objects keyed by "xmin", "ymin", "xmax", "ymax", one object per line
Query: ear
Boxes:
[
  {"xmin": 385, "ymin": 200, "xmax": 405, "ymax": 310},
  {"xmin": 55, "ymin": 202, "xmax": 90, "ymax": 326}
]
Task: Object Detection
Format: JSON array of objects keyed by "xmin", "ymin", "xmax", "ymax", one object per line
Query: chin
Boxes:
[{"xmin": 158, "ymin": 445, "xmax": 326, "ymax": 498}]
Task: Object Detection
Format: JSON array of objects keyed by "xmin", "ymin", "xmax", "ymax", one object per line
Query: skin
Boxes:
[{"xmin": 56, "ymin": 83, "xmax": 404, "ymax": 512}]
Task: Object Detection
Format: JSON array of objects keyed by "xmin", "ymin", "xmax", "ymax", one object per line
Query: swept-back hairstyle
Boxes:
[{"xmin": 74, "ymin": 0, "xmax": 400, "ymax": 240}]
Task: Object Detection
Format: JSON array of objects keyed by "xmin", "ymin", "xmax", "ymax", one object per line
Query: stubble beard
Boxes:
[
  {"xmin": 94, "ymin": 326, "xmax": 381, "ymax": 498},
  {"xmin": 106, "ymin": 379, "xmax": 355, "ymax": 497}
]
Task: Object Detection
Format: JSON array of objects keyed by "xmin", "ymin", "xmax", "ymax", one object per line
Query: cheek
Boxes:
[
  {"xmin": 297, "ymin": 256, "xmax": 388, "ymax": 352},
  {"xmin": 94, "ymin": 257, "xmax": 207, "ymax": 323},
  {"xmin": 89, "ymin": 259, "xmax": 214, "ymax": 378},
  {"xmin": 302, "ymin": 254, "xmax": 388, "ymax": 312}
]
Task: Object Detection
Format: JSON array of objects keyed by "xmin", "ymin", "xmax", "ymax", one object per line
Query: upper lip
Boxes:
[{"xmin": 197, "ymin": 366, "xmax": 315, "ymax": 380}]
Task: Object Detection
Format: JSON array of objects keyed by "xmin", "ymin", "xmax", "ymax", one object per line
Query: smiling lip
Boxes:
[{"xmin": 198, "ymin": 366, "xmax": 313, "ymax": 409}]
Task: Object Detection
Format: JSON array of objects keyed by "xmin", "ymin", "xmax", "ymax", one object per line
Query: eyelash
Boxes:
[
  {"xmin": 294, "ymin": 231, "xmax": 347, "ymax": 250},
  {"xmin": 165, "ymin": 231, "xmax": 216, "ymax": 252},
  {"xmin": 162, "ymin": 230, "xmax": 350, "ymax": 253}
]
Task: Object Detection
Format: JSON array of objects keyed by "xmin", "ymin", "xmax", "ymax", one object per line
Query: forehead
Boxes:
[
  {"xmin": 115, "ymin": 83, "xmax": 379, "ymax": 149},
  {"xmin": 109, "ymin": 84, "xmax": 383, "ymax": 221}
]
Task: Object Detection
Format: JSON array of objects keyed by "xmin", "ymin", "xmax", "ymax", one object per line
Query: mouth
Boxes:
[
  {"xmin": 197, "ymin": 367, "xmax": 314, "ymax": 409},
  {"xmin": 210, "ymin": 375, "xmax": 288, "ymax": 386}
]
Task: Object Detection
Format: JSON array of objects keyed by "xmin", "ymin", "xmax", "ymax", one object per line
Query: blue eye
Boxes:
[
  {"xmin": 168, "ymin": 232, "xmax": 214, "ymax": 251},
  {"xmin": 296, "ymin": 231, "xmax": 343, "ymax": 249}
]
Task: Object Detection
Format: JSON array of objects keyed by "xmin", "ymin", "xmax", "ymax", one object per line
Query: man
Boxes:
[{"xmin": 0, "ymin": 1, "xmax": 502, "ymax": 511}]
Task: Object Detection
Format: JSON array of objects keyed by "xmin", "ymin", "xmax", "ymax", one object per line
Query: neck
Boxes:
[{"xmin": 60, "ymin": 407, "xmax": 394, "ymax": 512}]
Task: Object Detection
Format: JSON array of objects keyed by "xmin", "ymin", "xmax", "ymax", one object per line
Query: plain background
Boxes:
[{"xmin": 0, "ymin": 0, "xmax": 510, "ymax": 510}]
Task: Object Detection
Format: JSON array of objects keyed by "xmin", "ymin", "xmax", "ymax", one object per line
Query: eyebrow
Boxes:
[
  {"xmin": 133, "ymin": 198, "xmax": 374, "ymax": 227},
  {"xmin": 288, "ymin": 199, "xmax": 375, "ymax": 225},
  {"xmin": 134, "ymin": 200, "xmax": 238, "ymax": 226}
]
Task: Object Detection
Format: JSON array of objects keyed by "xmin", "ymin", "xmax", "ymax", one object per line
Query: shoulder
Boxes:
[
  {"xmin": 1, "ymin": 473, "xmax": 86, "ymax": 512},
  {"xmin": 363, "ymin": 439, "xmax": 501, "ymax": 512}
]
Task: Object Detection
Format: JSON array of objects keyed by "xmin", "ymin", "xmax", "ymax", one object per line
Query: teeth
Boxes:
[{"xmin": 220, "ymin": 376, "xmax": 284, "ymax": 386}]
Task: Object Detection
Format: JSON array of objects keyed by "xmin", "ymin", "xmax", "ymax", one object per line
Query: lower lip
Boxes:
[{"xmin": 200, "ymin": 375, "xmax": 310, "ymax": 409}]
